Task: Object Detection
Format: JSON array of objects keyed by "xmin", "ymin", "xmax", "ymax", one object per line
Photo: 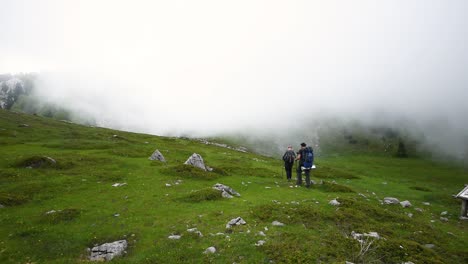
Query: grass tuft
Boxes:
[{"xmin": 183, "ymin": 188, "xmax": 222, "ymax": 202}]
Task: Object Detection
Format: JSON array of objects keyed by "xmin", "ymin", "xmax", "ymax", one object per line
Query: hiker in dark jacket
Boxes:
[
  {"xmin": 295, "ymin": 142, "xmax": 314, "ymax": 188},
  {"xmin": 282, "ymin": 146, "xmax": 296, "ymax": 181}
]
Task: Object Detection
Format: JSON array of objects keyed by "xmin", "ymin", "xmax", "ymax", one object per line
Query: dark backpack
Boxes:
[
  {"xmin": 302, "ymin": 147, "xmax": 314, "ymax": 169},
  {"xmin": 283, "ymin": 150, "xmax": 295, "ymax": 163}
]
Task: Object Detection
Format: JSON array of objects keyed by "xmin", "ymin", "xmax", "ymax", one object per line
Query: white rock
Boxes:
[
  {"xmin": 440, "ymin": 211, "xmax": 448, "ymax": 216},
  {"xmin": 440, "ymin": 217, "xmax": 449, "ymax": 222},
  {"xmin": 204, "ymin": 246, "xmax": 216, "ymax": 254},
  {"xmin": 187, "ymin": 228, "xmax": 198, "ymax": 233},
  {"xmin": 406, "ymin": 213, "xmax": 413, "ymax": 218},
  {"xmin": 384, "ymin": 197, "xmax": 400, "ymax": 205},
  {"xmin": 255, "ymin": 240, "xmax": 266, "ymax": 246},
  {"xmin": 213, "ymin": 183, "xmax": 241, "ymax": 198},
  {"xmin": 272, "ymin": 221, "xmax": 285, "ymax": 226},
  {"xmin": 165, "ymin": 183, "xmax": 172, "ymax": 187},
  {"xmin": 258, "ymin": 231, "xmax": 266, "ymax": 237},
  {"xmin": 400, "ymin": 200, "xmax": 412, "ymax": 208},
  {"xmin": 112, "ymin": 183, "xmax": 127, "ymax": 187},
  {"xmin": 168, "ymin": 235, "xmax": 181, "ymax": 240},
  {"xmin": 45, "ymin": 210, "xmax": 57, "ymax": 215},
  {"xmin": 89, "ymin": 240, "xmax": 127, "ymax": 261},
  {"xmin": 226, "ymin": 217, "xmax": 247, "ymax": 229},
  {"xmin": 329, "ymin": 199, "xmax": 340, "ymax": 206},
  {"xmin": 422, "ymin": 202, "xmax": 431, "ymax": 206}
]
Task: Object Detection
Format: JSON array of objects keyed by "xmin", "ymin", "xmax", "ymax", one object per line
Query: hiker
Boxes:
[
  {"xmin": 295, "ymin": 142, "xmax": 314, "ymax": 188},
  {"xmin": 282, "ymin": 146, "xmax": 296, "ymax": 181}
]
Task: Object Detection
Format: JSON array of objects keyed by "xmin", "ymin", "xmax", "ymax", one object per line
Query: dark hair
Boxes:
[{"xmin": 300, "ymin": 143, "xmax": 306, "ymax": 147}]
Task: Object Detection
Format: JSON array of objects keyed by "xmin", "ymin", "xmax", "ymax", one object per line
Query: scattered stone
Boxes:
[
  {"xmin": 346, "ymin": 261, "xmax": 355, "ymax": 264},
  {"xmin": 213, "ymin": 183, "xmax": 241, "ymax": 198},
  {"xmin": 415, "ymin": 208, "xmax": 424, "ymax": 212},
  {"xmin": 384, "ymin": 197, "xmax": 400, "ymax": 205},
  {"xmin": 265, "ymin": 187, "xmax": 272, "ymax": 189},
  {"xmin": 255, "ymin": 240, "xmax": 266, "ymax": 246},
  {"xmin": 89, "ymin": 240, "xmax": 127, "ymax": 261},
  {"xmin": 187, "ymin": 228, "xmax": 198, "ymax": 233},
  {"xmin": 264, "ymin": 226, "xmax": 269, "ymax": 231},
  {"xmin": 422, "ymin": 202, "xmax": 431, "ymax": 206},
  {"xmin": 204, "ymin": 246, "xmax": 216, "ymax": 254},
  {"xmin": 184, "ymin": 153, "xmax": 211, "ymax": 171},
  {"xmin": 402, "ymin": 262, "xmax": 415, "ymax": 264},
  {"xmin": 258, "ymin": 231, "xmax": 266, "ymax": 237},
  {"xmin": 424, "ymin": 244, "xmax": 435, "ymax": 249},
  {"xmin": 226, "ymin": 217, "xmax": 247, "ymax": 229},
  {"xmin": 351, "ymin": 231, "xmax": 380, "ymax": 242},
  {"xmin": 440, "ymin": 211, "xmax": 448, "ymax": 216},
  {"xmin": 440, "ymin": 217, "xmax": 449, "ymax": 222},
  {"xmin": 165, "ymin": 183, "xmax": 172, "ymax": 187},
  {"xmin": 18, "ymin": 124, "xmax": 29, "ymax": 127},
  {"xmin": 0, "ymin": 204, "xmax": 4, "ymax": 208},
  {"xmin": 400, "ymin": 200, "xmax": 412, "ymax": 208},
  {"xmin": 272, "ymin": 221, "xmax": 285, "ymax": 227},
  {"xmin": 114, "ymin": 214, "xmax": 120, "ymax": 217},
  {"xmin": 112, "ymin": 183, "xmax": 127, "ymax": 187},
  {"xmin": 382, "ymin": 182, "xmax": 387, "ymax": 185},
  {"xmin": 358, "ymin": 193, "xmax": 367, "ymax": 198},
  {"xmin": 45, "ymin": 210, "xmax": 57, "ymax": 215},
  {"xmin": 148, "ymin": 149, "xmax": 166, "ymax": 162},
  {"xmin": 168, "ymin": 235, "xmax": 181, "ymax": 240},
  {"xmin": 329, "ymin": 199, "xmax": 340, "ymax": 206},
  {"xmin": 406, "ymin": 213, "xmax": 413, "ymax": 218}
]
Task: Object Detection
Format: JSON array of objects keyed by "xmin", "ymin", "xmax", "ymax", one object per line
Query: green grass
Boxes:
[{"xmin": 0, "ymin": 109, "xmax": 467, "ymax": 263}]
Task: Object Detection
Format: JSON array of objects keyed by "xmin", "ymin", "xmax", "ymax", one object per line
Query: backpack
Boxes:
[
  {"xmin": 302, "ymin": 147, "xmax": 314, "ymax": 169},
  {"xmin": 283, "ymin": 150, "xmax": 295, "ymax": 163}
]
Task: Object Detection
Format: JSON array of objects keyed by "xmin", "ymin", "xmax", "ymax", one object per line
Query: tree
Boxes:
[{"xmin": 396, "ymin": 140, "xmax": 408, "ymax": 158}]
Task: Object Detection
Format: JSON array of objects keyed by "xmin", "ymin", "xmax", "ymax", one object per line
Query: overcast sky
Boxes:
[{"xmin": 1, "ymin": 1, "xmax": 468, "ymax": 154}]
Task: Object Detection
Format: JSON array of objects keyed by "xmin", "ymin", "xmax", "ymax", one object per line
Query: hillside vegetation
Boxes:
[{"xmin": 0, "ymin": 109, "xmax": 466, "ymax": 263}]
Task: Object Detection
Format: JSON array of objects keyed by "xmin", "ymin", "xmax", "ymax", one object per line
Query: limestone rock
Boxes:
[
  {"xmin": 204, "ymin": 246, "xmax": 216, "ymax": 254},
  {"xmin": 351, "ymin": 231, "xmax": 380, "ymax": 242},
  {"xmin": 255, "ymin": 240, "xmax": 266, "ymax": 246},
  {"xmin": 400, "ymin": 200, "xmax": 412, "ymax": 208},
  {"xmin": 424, "ymin": 244, "xmax": 435, "ymax": 249},
  {"xmin": 440, "ymin": 217, "xmax": 449, "ymax": 222},
  {"xmin": 213, "ymin": 183, "xmax": 240, "ymax": 198},
  {"xmin": 384, "ymin": 197, "xmax": 400, "ymax": 205},
  {"xmin": 226, "ymin": 217, "xmax": 246, "ymax": 229},
  {"xmin": 329, "ymin": 199, "xmax": 340, "ymax": 206},
  {"xmin": 272, "ymin": 221, "xmax": 285, "ymax": 227},
  {"xmin": 440, "ymin": 211, "xmax": 448, "ymax": 216},
  {"xmin": 184, "ymin": 153, "xmax": 211, "ymax": 171},
  {"xmin": 148, "ymin": 149, "xmax": 166, "ymax": 162},
  {"xmin": 89, "ymin": 240, "xmax": 127, "ymax": 261},
  {"xmin": 112, "ymin": 183, "xmax": 127, "ymax": 187},
  {"xmin": 168, "ymin": 235, "xmax": 181, "ymax": 240}
]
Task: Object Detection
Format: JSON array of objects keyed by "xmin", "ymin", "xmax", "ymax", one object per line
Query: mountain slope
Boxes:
[{"xmin": 0, "ymin": 109, "xmax": 466, "ymax": 263}]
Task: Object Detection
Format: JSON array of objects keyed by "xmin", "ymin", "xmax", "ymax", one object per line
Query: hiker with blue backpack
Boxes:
[
  {"xmin": 282, "ymin": 146, "xmax": 296, "ymax": 181},
  {"xmin": 295, "ymin": 142, "xmax": 314, "ymax": 188}
]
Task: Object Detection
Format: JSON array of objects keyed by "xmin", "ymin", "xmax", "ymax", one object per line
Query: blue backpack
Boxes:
[{"xmin": 302, "ymin": 147, "xmax": 314, "ymax": 169}]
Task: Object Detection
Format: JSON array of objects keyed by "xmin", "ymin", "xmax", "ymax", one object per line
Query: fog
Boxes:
[{"xmin": 1, "ymin": 1, "xmax": 468, "ymax": 158}]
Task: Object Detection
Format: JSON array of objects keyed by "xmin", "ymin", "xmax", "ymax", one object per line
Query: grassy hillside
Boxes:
[{"xmin": 0, "ymin": 109, "xmax": 466, "ymax": 263}]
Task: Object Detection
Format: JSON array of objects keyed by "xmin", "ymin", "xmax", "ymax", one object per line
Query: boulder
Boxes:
[
  {"xmin": 168, "ymin": 235, "xmax": 181, "ymax": 240},
  {"xmin": 89, "ymin": 240, "xmax": 127, "ymax": 261},
  {"xmin": 329, "ymin": 199, "xmax": 340, "ymax": 206},
  {"xmin": 148, "ymin": 149, "xmax": 166, "ymax": 162},
  {"xmin": 384, "ymin": 197, "xmax": 400, "ymax": 205},
  {"xmin": 204, "ymin": 246, "xmax": 216, "ymax": 254},
  {"xmin": 400, "ymin": 200, "xmax": 412, "ymax": 208},
  {"xmin": 184, "ymin": 153, "xmax": 212, "ymax": 171},
  {"xmin": 226, "ymin": 217, "xmax": 246, "ymax": 229},
  {"xmin": 213, "ymin": 183, "xmax": 240, "ymax": 198}
]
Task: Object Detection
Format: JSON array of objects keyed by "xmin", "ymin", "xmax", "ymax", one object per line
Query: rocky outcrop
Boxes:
[
  {"xmin": 148, "ymin": 149, "xmax": 166, "ymax": 162},
  {"xmin": 212, "ymin": 183, "xmax": 240, "ymax": 198},
  {"xmin": 226, "ymin": 217, "xmax": 246, "ymax": 229},
  {"xmin": 184, "ymin": 153, "xmax": 212, "ymax": 171},
  {"xmin": 89, "ymin": 240, "xmax": 127, "ymax": 261}
]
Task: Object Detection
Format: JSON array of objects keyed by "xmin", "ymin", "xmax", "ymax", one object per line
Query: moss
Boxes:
[
  {"xmin": 0, "ymin": 192, "xmax": 29, "ymax": 206},
  {"xmin": 163, "ymin": 164, "xmax": 218, "ymax": 180},
  {"xmin": 42, "ymin": 209, "xmax": 81, "ymax": 224},
  {"xmin": 410, "ymin": 186, "xmax": 432, "ymax": 192},
  {"xmin": 313, "ymin": 166, "xmax": 360, "ymax": 179},
  {"xmin": 183, "ymin": 188, "xmax": 222, "ymax": 202},
  {"xmin": 15, "ymin": 155, "xmax": 57, "ymax": 169},
  {"xmin": 318, "ymin": 181, "xmax": 355, "ymax": 193}
]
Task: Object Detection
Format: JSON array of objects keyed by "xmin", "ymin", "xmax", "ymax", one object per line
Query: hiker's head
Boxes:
[
  {"xmin": 287, "ymin": 145, "xmax": 292, "ymax": 150},
  {"xmin": 300, "ymin": 143, "xmax": 306, "ymax": 149}
]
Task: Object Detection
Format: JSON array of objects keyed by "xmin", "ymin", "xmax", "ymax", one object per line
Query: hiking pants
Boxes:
[
  {"xmin": 284, "ymin": 162, "xmax": 294, "ymax": 180},
  {"xmin": 296, "ymin": 165, "xmax": 311, "ymax": 187}
]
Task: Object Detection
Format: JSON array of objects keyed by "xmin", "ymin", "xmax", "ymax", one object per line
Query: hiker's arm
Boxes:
[{"xmin": 295, "ymin": 154, "xmax": 301, "ymax": 161}]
